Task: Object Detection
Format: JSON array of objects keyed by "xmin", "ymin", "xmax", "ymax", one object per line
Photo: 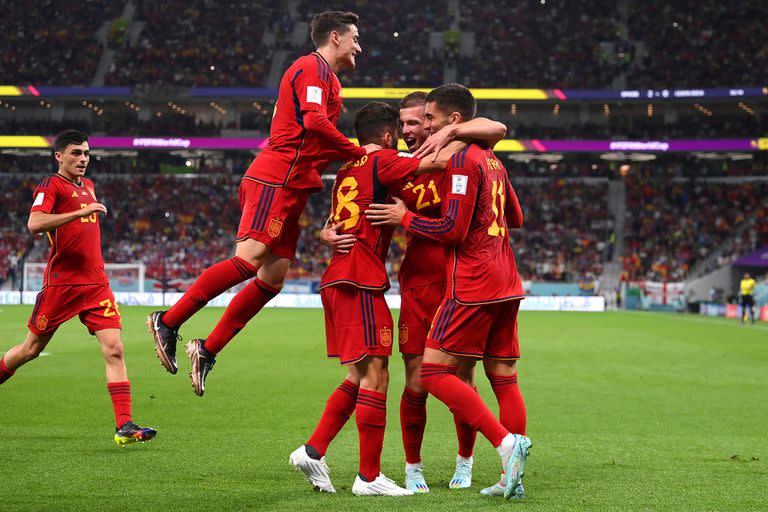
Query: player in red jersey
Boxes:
[
  {"xmin": 324, "ymin": 91, "xmax": 508, "ymax": 493},
  {"xmin": 290, "ymin": 102, "xmax": 461, "ymax": 496},
  {"xmin": 0, "ymin": 131, "xmax": 157, "ymax": 446},
  {"xmin": 146, "ymin": 11, "xmax": 380, "ymax": 396},
  {"xmin": 366, "ymin": 85, "xmax": 531, "ymax": 500}
]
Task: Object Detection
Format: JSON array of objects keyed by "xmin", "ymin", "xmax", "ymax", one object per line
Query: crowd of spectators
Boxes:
[
  {"xmin": 626, "ymin": 2, "xmax": 768, "ymax": 88},
  {"xmin": 105, "ymin": 1, "xmax": 276, "ymax": 87},
  {"xmin": 0, "ymin": 0, "xmax": 123, "ymax": 86},
  {"xmin": 622, "ymin": 170, "xmax": 768, "ymax": 281}
]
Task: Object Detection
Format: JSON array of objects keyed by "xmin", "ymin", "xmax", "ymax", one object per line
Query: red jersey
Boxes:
[
  {"xmin": 30, "ymin": 174, "xmax": 108, "ymax": 287},
  {"xmin": 401, "ymin": 144, "xmax": 525, "ymax": 305},
  {"xmin": 245, "ymin": 52, "xmax": 365, "ymax": 190},
  {"xmin": 396, "ymin": 173, "xmax": 448, "ymax": 290},
  {"xmin": 320, "ymin": 149, "xmax": 422, "ymax": 291}
]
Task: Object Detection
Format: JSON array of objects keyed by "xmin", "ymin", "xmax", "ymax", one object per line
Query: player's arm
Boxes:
[
  {"xmin": 414, "ymin": 140, "xmax": 467, "ymax": 175},
  {"xmin": 28, "ymin": 203, "xmax": 107, "ymax": 234},
  {"xmin": 367, "ymin": 169, "xmax": 479, "ymax": 245},
  {"xmin": 413, "ymin": 118, "xmax": 507, "ymax": 159},
  {"xmin": 297, "ymin": 60, "xmax": 369, "ymax": 160},
  {"xmin": 319, "ymin": 216, "xmax": 356, "ymax": 254},
  {"xmin": 504, "ymin": 175, "xmax": 523, "ymax": 229}
]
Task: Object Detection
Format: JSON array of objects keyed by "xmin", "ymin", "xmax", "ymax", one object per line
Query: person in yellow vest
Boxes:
[{"xmin": 739, "ymin": 272, "xmax": 757, "ymax": 324}]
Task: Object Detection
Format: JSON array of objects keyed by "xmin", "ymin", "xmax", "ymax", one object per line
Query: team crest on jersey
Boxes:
[
  {"xmin": 36, "ymin": 315, "xmax": 48, "ymax": 331},
  {"xmin": 398, "ymin": 326, "xmax": 408, "ymax": 344},
  {"xmin": 380, "ymin": 327, "xmax": 393, "ymax": 347},
  {"xmin": 268, "ymin": 218, "xmax": 283, "ymax": 238}
]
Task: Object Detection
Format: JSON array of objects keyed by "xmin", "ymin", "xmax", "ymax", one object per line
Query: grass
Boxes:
[{"xmin": 0, "ymin": 305, "xmax": 765, "ymax": 511}]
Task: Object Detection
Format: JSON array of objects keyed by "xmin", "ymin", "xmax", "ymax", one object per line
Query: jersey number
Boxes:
[
  {"xmin": 80, "ymin": 204, "xmax": 97, "ymax": 223},
  {"xmin": 333, "ymin": 176, "xmax": 360, "ymax": 230},
  {"xmin": 488, "ymin": 180, "xmax": 506, "ymax": 237},
  {"xmin": 99, "ymin": 299, "xmax": 119, "ymax": 317},
  {"xmin": 412, "ymin": 180, "xmax": 441, "ymax": 210}
]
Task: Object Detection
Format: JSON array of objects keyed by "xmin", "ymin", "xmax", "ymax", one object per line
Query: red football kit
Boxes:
[
  {"xmin": 238, "ymin": 52, "xmax": 366, "ymax": 259},
  {"xmin": 395, "ymin": 172, "xmax": 448, "ymax": 355},
  {"xmin": 319, "ymin": 149, "xmax": 422, "ymax": 364},
  {"xmin": 28, "ymin": 174, "xmax": 121, "ymax": 335},
  {"xmin": 400, "ymin": 144, "xmax": 525, "ymax": 359}
]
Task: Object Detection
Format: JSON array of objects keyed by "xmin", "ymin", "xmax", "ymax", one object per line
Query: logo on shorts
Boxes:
[
  {"xmin": 380, "ymin": 327, "xmax": 393, "ymax": 347},
  {"xmin": 36, "ymin": 315, "xmax": 48, "ymax": 331},
  {"xmin": 268, "ymin": 218, "xmax": 283, "ymax": 238},
  {"xmin": 398, "ymin": 326, "xmax": 408, "ymax": 344}
]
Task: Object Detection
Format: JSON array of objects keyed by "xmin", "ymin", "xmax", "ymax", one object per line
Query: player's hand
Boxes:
[
  {"xmin": 362, "ymin": 143, "xmax": 382, "ymax": 154},
  {"xmin": 79, "ymin": 202, "xmax": 107, "ymax": 217},
  {"xmin": 365, "ymin": 197, "xmax": 407, "ymax": 226},
  {"xmin": 320, "ymin": 223, "xmax": 356, "ymax": 254},
  {"xmin": 413, "ymin": 124, "xmax": 457, "ymax": 161}
]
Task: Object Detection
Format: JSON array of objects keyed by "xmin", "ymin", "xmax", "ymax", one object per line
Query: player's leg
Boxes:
[
  {"xmin": 148, "ymin": 179, "xmax": 274, "ymax": 373},
  {"xmin": 0, "ymin": 330, "xmax": 55, "ymax": 384},
  {"xmin": 290, "ymin": 366, "xmax": 360, "ymax": 493},
  {"xmin": 400, "ymin": 353, "xmax": 429, "ymax": 492},
  {"xmin": 352, "ymin": 355, "xmax": 412, "ymax": 496},
  {"xmin": 186, "ymin": 252, "xmax": 287, "ymax": 397},
  {"xmin": 481, "ymin": 299, "xmax": 529, "ymax": 498},
  {"xmin": 450, "ymin": 359, "xmax": 478, "ymax": 489},
  {"xmin": 93, "ymin": 328, "xmax": 156, "ymax": 445}
]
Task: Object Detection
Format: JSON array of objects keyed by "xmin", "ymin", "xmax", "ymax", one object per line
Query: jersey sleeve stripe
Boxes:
[
  {"xmin": 409, "ymin": 199, "xmax": 459, "ymax": 234},
  {"xmin": 290, "ymin": 69, "xmax": 305, "ymax": 126}
]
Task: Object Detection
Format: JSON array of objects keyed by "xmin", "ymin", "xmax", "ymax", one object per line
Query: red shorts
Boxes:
[
  {"xmin": 321, "ymin": 285, "xmax": 394, "ymax": 365},
  {"xmin": 426, "ymin": 298, "xmax": 521, "ymax": 360},
  {"xmin": 236, "ymin": 178, "xmax": 310, "ymax": 260},
  {"xmin": 398, "ymin": 280, "xmax": 446, "ymax": 356},
  {"xmin": 28, "ymin": 284, "xmax": 122, "ymax": 336}
]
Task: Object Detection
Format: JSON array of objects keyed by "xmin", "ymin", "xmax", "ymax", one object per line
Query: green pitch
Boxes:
[{"xmin": 0, "ymin": 306, "xmax": 765, "ymax": 511}]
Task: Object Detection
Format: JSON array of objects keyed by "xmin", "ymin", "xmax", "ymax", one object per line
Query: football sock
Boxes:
[
  {"xmin": 421, "ymin": 363, "xmax": 508, "ymax": 448},
  {"xmin": 107, "ymin": 381, "xmax": 132, "ymax": 428},
  {"xmin": 204, "ymin": 277, "xmax": 279, "ymax": 354},
  {"xmin": 163, "ymin": 256, "xmax": 257, "ymax": 328},
  {"xmin": 455, "ymin": 385, "xmax": 479, "ymax": 458},
  {"xmin": 306, "ymin": 379, "xmax": 359, "ymax": 457},
  {"xmin": 400, "ymin": 387, "xmax": 428, "ymax": 464},
  {"xmin": 356, "ymin": 389, "xmax": 387, "ymax": 482},
  {"xmin": 0, "ymin": 356, "xmax": 15, "ymax": 385},
  {"xmin": 489, "ymin": 373, "xmax": 527, "ymax": 435}
]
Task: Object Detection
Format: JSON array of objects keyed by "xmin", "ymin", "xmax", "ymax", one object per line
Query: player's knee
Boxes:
[
  {"xmin": 102, "ymin": 340, "xmax": 125, "ymax": 361},
  {"xmin": 405, "ymin": 368, "xmax": 425, "ymax": 394},
  {"xmin": 21, "ymin": 344, "xmax": 43, "ymax": 361}
]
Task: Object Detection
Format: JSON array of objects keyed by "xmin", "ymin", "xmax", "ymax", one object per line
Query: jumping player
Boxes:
[
  {"xmin": 147, "ymin": 11, "xmax": 379, "ymax": 396},
  {"xmin": 290, "ymin": 102, "xmax": 461, "ymax": 496},
  {"xmin": 366, "ymin": 84, "xmax": 531, "ymax": 499},
  {"xmin": 0, "ymin": 130, "xmax": 157, "ymax": 446}
]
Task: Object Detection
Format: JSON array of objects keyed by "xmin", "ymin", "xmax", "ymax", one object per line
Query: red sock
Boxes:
[
  {"xmin": 400, "ymin": 387, "xmax": 428, "ymax": 464},
  {"xmin": 489, "ymin": 373, "xmax": 527, "ymax": 435},
  {"xmin": 356, "ymin": 389, "xmax": 387, "ymax": 481},
  {"xmin": 163, "ymin": 256, "xmax": 257, "ymax": 328},
  {"xmin": 0, "ymin": 356, "xmax": 15, "ymax": 385},
  {"xmin": 455, "ymin": 385, "xmax": 479, "ymax": 458},
  {"xmin": 204, "ymin": 277, "xmax": 279, "ymax": 354},
  {"xmin": 421, "ymin": 363, "xmax": 508, "ymax": 448},
  {"xmin": 107, "ymin": 381, "xmax": 132, "ymax": 428},
  {"xmin": 307, "ymin": 379, "xmax": 359, "ymax": 457}
]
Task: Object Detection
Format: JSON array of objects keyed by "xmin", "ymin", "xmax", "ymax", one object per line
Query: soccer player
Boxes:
[
  {"xmin": 147, "ymin": 11, "xmax": 380, "ymax": 396},
  {"xmin": 324, "ymin": 91, "xmax": 509, "ymax": 493},
  {"xmin": 0, "ymin": 130, "xmax": 157, "ymax": 446},
  {"xmin": 739, "ymin": 272, "xmax": 756, "ymax": 324},
  {"xmin": 366, "ymin": 84, "xmax": 531, "ymax": 499},
  {"xmin": 290, "ymin": 102, "xmax": 461, "ymax": 496}
]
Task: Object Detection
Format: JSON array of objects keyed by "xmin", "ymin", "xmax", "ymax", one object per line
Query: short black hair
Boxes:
[
  {"xmin": 354, "ymin": 101, "xmax": 400, "ymax": 145},
  {"xmin": 54, "ymin": 130, "xmax": 88, "ymax": 153},
  {"xmin": 310, "ymin": 11, "xmax": 359, "ymax": 47},
  {"xmin": 425, "ymin": 83, "xmax": 476, "ymax": 120},
  {"xmin": 398, "ymin": 91, "xmax": 427, "ymax": 110}
]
